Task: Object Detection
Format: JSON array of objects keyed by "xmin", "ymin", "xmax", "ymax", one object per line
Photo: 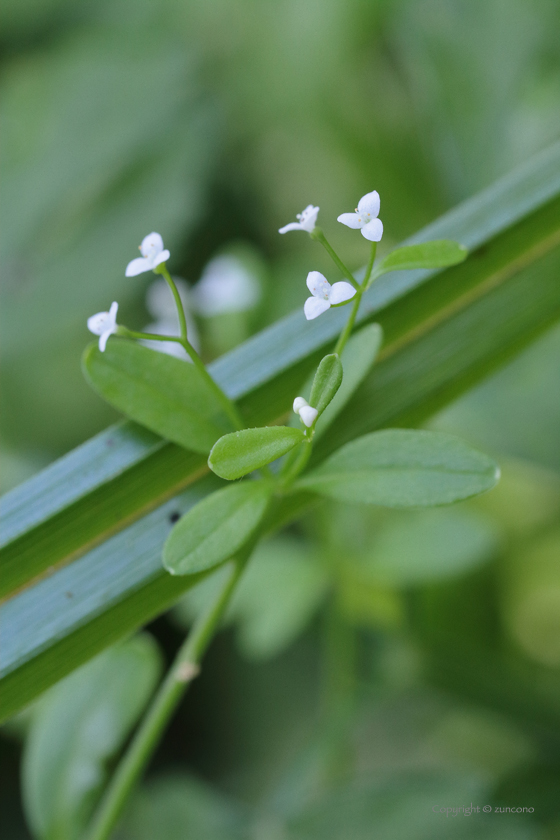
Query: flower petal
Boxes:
[
  {"xmin": 293, "ymin": 396, "xmax": 309, "ymax": 413},
  {"xmin": 108, "ymin": 301, "xmax": 119, "ymax": 325},
  {"xmin": 152, "ymin": 249, "xmax": 170, "ymax": 268},
  {"xmin": 87, "ymin": 312, "xmax": 109, "ymax": 335},
  {"xmin": 306, "ymin": 271, "xmax": 331, "ymax": 298},
  {"xmin": 337, "ymin": 212, "xmax": 363, "ymax": 229},
  {"xmin": 361, "ymin": 218, "xmax": 383, "ymax": 242},
  {"xmin": 126, "ymin": 257, "xmax": 152, "ymax": 277},
  {"xmin": 328, "ymin": 281, "xmax": 356, "ymax": 305},
  {"xmin": 140, "ymin": 232, "xmax": 164, "ymax": 258},
  {"xmin": 299, "ymin": 405, "xmax": 318, "ymax": 427},
  {"xmin": 357, "ymin": 191, "xmax": 380, "ymax": 217},
  {"xmin": 278, "ymin": 221, "xmax": 303, "ymax": 234},
  {"xmin": 298, "ymin": 205, "xmax": 319, "ymax": 232},
  {"xmin": 304, "ymin": 297, "xmax": 331, "ymax": 320},
  {"xmin": 99, "ymin": 330, "xmax": 111, "ymax": 352}
]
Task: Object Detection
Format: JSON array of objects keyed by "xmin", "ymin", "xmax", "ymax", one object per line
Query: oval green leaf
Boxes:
[
  {"xmin": 22, "ymin": 635, "xmax": 161, "ymax": 840},
  {"xmin": 309, "ymin": 354, "xmax": 343, "ymax": 416},
  {"xmin": 82, "ymin": 340, "xmax": 233, "ymax": 454},
  {"xmin": 297, "ymin": 429, "xmax": 499, "ymax": 507},
  {"xmin": 362, "ymin": 509, "xmax": 499, "ymax": 585},
  {"xmin": 373, "ymin": 240, "xmax": 467, "ymax": 279},
  {"xmin": 163, "ymin": 481, "xmax": 272, "ymax": 575},
  {"xmin": 208, "ymin": 426, "xmax": 304, "ymax": 481}
]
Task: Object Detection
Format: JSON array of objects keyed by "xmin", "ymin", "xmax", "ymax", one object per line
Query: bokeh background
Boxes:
[{"xmin": 2, "ymin": 0, "xmax": 560, "ymax": 838}]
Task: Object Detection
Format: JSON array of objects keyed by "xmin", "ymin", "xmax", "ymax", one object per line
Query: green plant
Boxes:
[{"xmin": 2, "ymin": 145, "xmax": 560, "ymax": 839}]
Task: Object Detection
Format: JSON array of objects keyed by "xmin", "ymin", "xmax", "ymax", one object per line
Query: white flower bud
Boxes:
[
  {"xmin": 293, "ymin": 396, "xmax": 309, "ymax": 414},
  {"xmin": 299, "ymin": 405, "xmax": 318, "ymax": 427}
]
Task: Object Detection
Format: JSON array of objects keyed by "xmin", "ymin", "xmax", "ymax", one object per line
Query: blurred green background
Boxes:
[{"xmin": 2, "ymin": 0, "xmax": 560, "ymax": 838}]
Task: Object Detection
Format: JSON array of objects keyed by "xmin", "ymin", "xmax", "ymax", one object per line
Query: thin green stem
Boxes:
[
  {"xmin": 85, "ymin": 556, "xmax": 246, "ymax": 840},
  {"xmin": 333, "ymin": 290, "xmax": 362, "ymax": 356},
  {"xmin": 157, "ymin": 265, "xmax": 189, "ymax": 343},
  {"xmin": 364, "ymin": 241, "xmax": 377, "ymax": 288},
  {"xmin": 311, "ymin": 229, "xmax": 359, "ymax": 291},
  {"xmin": 118, "ymin": 328, "xmax": 183, "ymax": 344},
  {"xmin": 138, "ymin": 265, "xmax": 245, "ymax": 431},
  {"xmin": 181, "ymin": 336, "xmax": 245, "ymax": 431}
]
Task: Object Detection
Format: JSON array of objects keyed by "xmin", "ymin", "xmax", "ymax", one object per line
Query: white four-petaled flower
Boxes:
[
  {"xmin": 293, "ymin": 396, "xmax": 318, "ymax": 428},
  {"xmin": 125, "ymin": 232, "xmax": 170, "ymax": 277},
  {"xmin": 87, "ymin": 302, "xmax": 118, "ymax": 352},
  {"xmin": 279, "ymin": 205, "xmax": 319, "ymax": 234},
  {"xmin": 337, "ymin": 191, "xmax": 383, "ymax": 241},
  {"xmin": 303, "ymin": 271, "xmax": 356, "ymax": 320}
]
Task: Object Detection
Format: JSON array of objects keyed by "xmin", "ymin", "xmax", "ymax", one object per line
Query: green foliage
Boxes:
[
  {"xmin": 501, "ymin": 528, "xmax": 560, "ymax": 668},
  {"xmin": 229, "ymin": 538, "xmax": 329, "ymax": 660},
  {"xmin": 298, "ymin": 430, "xmax": 499, "ymax": 507},
  {"xmin": 208, "ymin": 427, "xmax": 304, "ymax": 480},
  {"xmin": 163, "ymin": 481, "xmax": 271, "ymax": 576},
  {"xmin": 360, "ymin": 509, "xmax": 499, "ymax": 585},
  {"xmin": 21, "ymin": 636, "xmax": 161, "ymax": 840},
  {"xmin": 2, "ymin": 145, "xmax": 560, "ymax": 720},
  {"xmin": 119, "ymin": 774, "xmax": 243, "ymax": 840},
  {"xmin": 315, "ymin": 324, "xmax": 382, "ymax": 439},
  {"xmin": 372, "ymin": 240, "xmax": 467, "ymax": 280},
  {"xmin": 284, "ymin": 772, "xmax": 533, "ymax": 840},
  {"xmin": 82, "ymin": 341, "xmax": 232, "ymax": 454},
  {"xmin": 174, "ymin": 536, "xmax": 329, "ymax": 661},
  {"xmin": 309, "ymin": 354, "xmax": 343, "ymax": 416}
]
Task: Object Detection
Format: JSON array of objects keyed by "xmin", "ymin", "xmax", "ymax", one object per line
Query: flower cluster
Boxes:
[
  {"xmin": 88, "ymin": 188, "xmax": 382, "ymax": 351},
  {"xmin": 88, "ymin": 232, "xmax": 172, "ymax": 352},
  {"xmin": 279, "ymin": 190, "xmax": 383, "ymax": 320},
  {"xmin": 293, "ymin": 396, "xmax": 318, "ymax": 428}
]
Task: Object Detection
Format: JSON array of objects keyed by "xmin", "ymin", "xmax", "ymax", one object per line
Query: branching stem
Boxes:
[
  {"xmin": 311, "ymin": 229, "xmax": 360, "ymax": 290},
  {"xmin": 147, "ymin": 266, "xmax": 245, "ymax": 431},
  {"xmin": 87, "ymin": 227, "xmax": 374, "ymax": 836}
]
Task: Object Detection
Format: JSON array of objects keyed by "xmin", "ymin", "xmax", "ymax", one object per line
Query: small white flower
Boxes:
[
  {"xmin": 190, "ymin": 255, "xmax": 261, "ymax": 316},
  {"xmin": 303, "ymin": 271, "xmax": 356, "ymax": 320},
  {"xmin": 87, "ymin": 301, "xmax": 118, "ymax": 352},
  {"xmin": 125, "ymin": 232, "xmax": 170, "ymax": 277},
  {"xmin": 279, "ymin": 204, "xmax": 319, "ymax": 234},
  {"xmin": 292, "ymin": 396, "xmax": 318, "ymax": 428},
  {"xmin": 337, "ymin": 191, "xmax": 383, "ymax": 242}
]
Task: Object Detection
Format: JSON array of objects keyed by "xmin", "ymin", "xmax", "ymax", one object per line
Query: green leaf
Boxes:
[
  {"xmin": 173, "ymin": 537, "xmax": 329, "ymax": 661},
  {"xmin": 309, "ymin": 354, "xmax": 343, "ymax": 416},
  {"xmin": 315, "ymin": 324, "xmax": 382, "ymax": 439},
  {"xmin": 208, "ymin": 426, "xmax": 304, "ymax": 480},
  {"xmin": 372, "ymin": 240, "xmax": 467, "ymax": 279},
  {"xmin": 121, "ymin": 773, "xmax": 244, "ymax": 840},
  {"xmin": 230, "ymin": 537, "xmax": 329, "ymax": 660},
  {"xmin": 82, "ymin": 341, "xmax": 233, "ymax": 455},
  {"xmin": 297, "ymin": 430, "xmax": 500, "ymax": 507},
  {"xmin": 163, "ymin": 481, "xmax": 271, "ymax": 575},
  {"xmin": 21, "ymin": 635, "xmax": 161, "ymax": 840},
  {"xmin": 361, "ymin": 509, "xmax": 499, "ymax": 585}
]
